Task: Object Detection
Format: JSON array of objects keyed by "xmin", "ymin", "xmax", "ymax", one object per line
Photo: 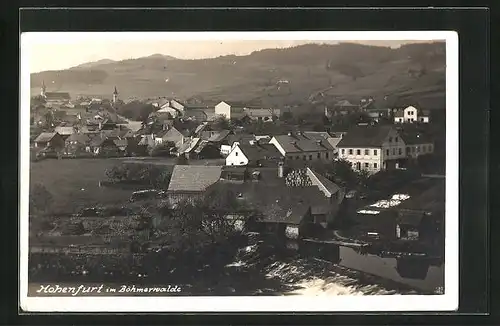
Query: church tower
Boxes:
[
  {"xmin": 41, "ymin": 80, "xmax": 46, "ymax": 97},
  {"xmin": 113, "ymin": 86, "xmax": 119, "ymax": 104}
]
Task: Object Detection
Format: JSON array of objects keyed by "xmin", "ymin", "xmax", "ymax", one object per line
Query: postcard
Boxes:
[{"xmin": 20, "ymin": 30, "xmax": 459, "ymax": 312}]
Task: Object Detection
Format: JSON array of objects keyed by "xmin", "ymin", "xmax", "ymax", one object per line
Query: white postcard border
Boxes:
[{"xmin": 19, "ymin": 30, "xmax": 459, "ymax": 312}]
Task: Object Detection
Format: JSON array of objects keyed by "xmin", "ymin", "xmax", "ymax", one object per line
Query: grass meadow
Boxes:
[{"xmin": 29, "ymin": 158, "xmax": 133, "ymax": 214}]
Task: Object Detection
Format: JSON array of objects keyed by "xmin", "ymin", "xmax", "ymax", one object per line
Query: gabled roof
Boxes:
[
  {"xmin": 207, "ymin": 181, "xmax": 326, "ymax": 225},
  {"xmin": 113, "ymin": 138, "xmax": 128, "ymax": 148},
  {"xmin": 168, "ymin": 165, "xmax": 223, "ymax": 192},
  {"xmin": 335, "ymin": 100, "xmax": 358, "ymax": 108},
  {"xmin": 337, "ymin": 125, "xmax": 395, "ymax": 148},
  {"xmin": 237, "ymin": 143, "xmax": 283, "ymax": 163},
  {"xmin": 272, "ymin": 132, "xmax": 334, "ymax": 153},
  {"xmin": 65, "ymin": 133, "xmax": 91, "ymax": 144},
  {"xmin": 218, "ymin": 100, "xmax": 247, "ymax": 108},
  {"xmin": 244, "ymin": 108, "xmax": 277, "ymax": 118},
  {"xmin": 34, "ymin": 132, "xmax": 59, "ymax": 143},
  {"xmin": 178, "ymin": 137, "xmax": 200, "ymax": 154},
  {"xmin": 208, "ymin": 129, "xmax": 231, "ymax": 142},
  {"xmin": 54, "ymin": 126, "xmax": 75, "ymax": 136},
  {"xmin": 44, "ymin": 92, "xmax": 71, "ymax": 100},
  {"xmin": 399, "ymin": 129, "xmax": 433, "ymax": 145},
  {"xmin": 306, "ymin": 168, "xmax": 341, "ymax": 198}
]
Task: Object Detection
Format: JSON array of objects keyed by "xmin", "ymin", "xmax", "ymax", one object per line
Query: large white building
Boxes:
[
  {"xmin": 337, "ymin": 125, "xmax": 407, "ymax": 174},
  {"xmin": 394, "ymin": 106, "xmax": 431, "ymax": 124}
]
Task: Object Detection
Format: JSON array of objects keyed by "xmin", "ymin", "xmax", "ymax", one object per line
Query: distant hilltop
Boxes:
[{"xmin": 30, "ymin": 42, "xmax": 446, "ymax": 110}]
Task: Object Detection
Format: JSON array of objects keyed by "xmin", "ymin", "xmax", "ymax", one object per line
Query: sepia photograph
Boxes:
[{"xmin": 19, "ymin": 31, "xmax": 458, "ymax": 312}]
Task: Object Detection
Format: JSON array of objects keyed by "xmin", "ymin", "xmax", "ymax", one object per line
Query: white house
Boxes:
[
  {"xmin": 225, "ymin": 142, "xmax": 283, "ymax": 167},
  {"xmin": 394, "ymin": 106, "xmax": 431, "ymax": 124},
  {"xmin": 337, "ymin": 125, "xmax": 407, "ymax": 174},
  {"xmin": 214, "ymin": 101, "xmax": 247, "ymax": 120}
]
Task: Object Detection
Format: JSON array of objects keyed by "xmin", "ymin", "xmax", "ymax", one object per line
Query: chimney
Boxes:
[{"xmin": 278, "ymin": 161, "xmax": 284, "ymax": 178}]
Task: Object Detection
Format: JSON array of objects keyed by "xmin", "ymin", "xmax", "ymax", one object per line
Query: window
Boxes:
[
  {"xmin": 374, "ymin": 149, "xmax": 378, "ymax": 156},
  {"xmin": 349, "ymin": 149, "xmax": 353, "ymax": 155},
  {"xmin": 326, "ymin": 152, "xmax": 329, "ymax": 159},
  {"xmin": 374, "ymin": 163, "xmax": 378, "ymax": 169},
  {"xmin": 398, "ymin": 148, "xmax": 402, "ymax": 155},
  {"xmin": 356, "ymin": 149, "xmax": 361, "ymax": 155},
  {"xmin": 235, "ymin": 151, "xmax": 238, "ymax": 156},
  {"xmin": 392, "ymin": 148, "xmax": 396, "ymax": 155},
  {"xmin": 309, "ymin": 155, "xmax": 313, "ymax": 160},
  {"xmin": 386, "ymin": 149, "xmax": 390, "ymax": 156},
  {"xmin": 389, "ymin": 137, "xmax": 392, "ymax": 142},
  {"xmin": 364, "ymin": 163, "xmax": 369, "ymax": 168},
  {"xmin": 406, "ymin": 147, "xmax": 410, "ymax": 154},
  {"xmin": 395, "ymin": 137, "xmax": 398, "ymax": 142},
  {"xmin": 341, "ymin": 149, "xmax": 345, "ymax": 154},
  {"xmin": 317, "ymin": 153, "xmax": 321, "ymax": 159},
  {"xmin": 364, "ymin": 149, "xmax": 369, "ymax": 155},
  {"xmin": 422, "ymin": 146, "xmax": 426, "ymax": 153},
  {"xmin": 303, "ymin": 155, "xmax": 307, "ymax": 160},
  {"xmin": 416, "ymin": 146, "xmax": 420, "ymax": 153},
  {"xmin": 296, "ymin": 156, "xmax": 300, "ymax": 160},
  {"xmin": 411, "ymin": 147, "xmax": 415, "ymax": 153}
]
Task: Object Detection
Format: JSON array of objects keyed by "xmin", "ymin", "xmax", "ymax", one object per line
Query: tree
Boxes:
[
  {"xmin": 213, "ymin": 116, "xmax": 230, "ymax": 130},
  {"xmin": 29, "ymin": 184, "xmax": 53, "ymax": 215},
  {"xmin": 325, "ymin": 159, "xmax": 358, "ymax": 188}
]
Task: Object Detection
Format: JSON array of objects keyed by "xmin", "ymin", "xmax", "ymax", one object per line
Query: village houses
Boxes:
[
  {"xmin": 337, "ymin": 125, "xmax": 407, "ymax": 174},
  {"xmin": 269, "ymin": 131, "xmax": 339, "ymax": 162},
  {"xmin": 394, "ymin": 106, "xmax": 431, "ymax": 124},
  {"xmin": 225, "ymin": 142, "xmax": 284, "ymax": 167}
]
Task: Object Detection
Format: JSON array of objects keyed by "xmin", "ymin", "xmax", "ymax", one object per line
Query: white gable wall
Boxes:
[
  {"xmin": 215, "ymin": 101, "xmax": 232, "ymax": 120},
  {"xmin": 225, "ymin": 145, "xmax": 249, "ymax": 166},
  {"xmin": 403, "ymin": 106, "xmax": 418, "ymax": 123},
  {"xmin": 269, "ymin": 137, "xmax": 287, "ymax": 156}
]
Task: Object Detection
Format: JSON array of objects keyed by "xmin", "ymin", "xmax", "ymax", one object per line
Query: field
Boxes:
[{"xmin": 30, "ymin": 158, "xmax": 140, "ymax": 214}]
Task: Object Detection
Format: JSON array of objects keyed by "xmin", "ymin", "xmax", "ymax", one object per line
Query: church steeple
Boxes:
[
  {"xmin": 112, "ymin": 86, "xmax": 119, "ymax": 104},
  {"xmin": 41, "ymin": 80, "xmax": 46, "ymax": 97}
]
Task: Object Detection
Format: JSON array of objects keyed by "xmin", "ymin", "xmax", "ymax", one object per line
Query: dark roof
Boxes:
[
  {"xmin": 337, "ymin": 125, "xmax": 395, "ymax": 148},
  {"xmin": 399, "ymin": 129, "xmax": 433, "ymax": 145},
  {"xmin": 208, "ymin": 181, "xmax": 326, "ymax": 224},
  {"xmin": 272, "ymin": 132, "xmax": 334, "ymax": 153},
  {"xmin": 237, "ymin": 143, "xmax": 283, "ymax": 163},
  {"xmin": 34, "ymin": 132, "xmax": 59, "ymax": 143},
  {"xmin": 65, "ymin": 133, "xmax": 91, "ymax": 144},
  {"xmin": 168, "ymin": 165, "xmax": 223, "ymax": 192},
  {"xmin": 220, "ymin": 100, "xmax": 247, "ymax": 108},
  {"xmin": 45, "ymin": 92, "xmax": 71, "ymax": 100},
  {"xmin": 208, "ymin": 130, "xmax": 232, "ymax": 142}
]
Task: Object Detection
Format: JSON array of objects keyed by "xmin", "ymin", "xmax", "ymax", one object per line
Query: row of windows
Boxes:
[
  {"xmin": 289, "ymin": 152, "xmax": 330, "ymax": 160},
  {"xmin": 386, "ymin": 148, "xmax": 403, "ymax": 156},
  {"xmin": 407, "ymin": 111, "xmax": 415, "ymax": 116},
  {"xmin": 342, "ymin": 149, "xmax": 378, "ymax": 156},
  {"xmin": 352, "ymin": 162, "xmax": 378, "ymax": 169},
  {"xmin": 407, "ymin": 144, "xmax": 433, "ymax": 154}
]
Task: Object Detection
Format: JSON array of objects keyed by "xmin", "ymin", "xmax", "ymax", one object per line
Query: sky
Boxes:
[{"xmin": 22, "ymin": 32, "xmax": 444, "ymax": 73}]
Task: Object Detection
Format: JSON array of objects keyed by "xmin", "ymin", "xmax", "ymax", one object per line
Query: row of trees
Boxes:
[{"xmin": 105, "ymin": 164, "xmax": 172, "ymax": 190}]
